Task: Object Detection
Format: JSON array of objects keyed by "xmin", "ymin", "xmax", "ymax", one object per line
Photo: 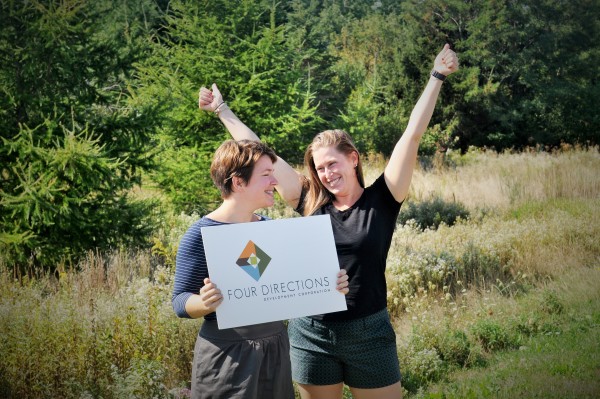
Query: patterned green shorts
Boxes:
[{"xmin": 288, "ymin": 308, "xmax": 401, "ymax": 389}]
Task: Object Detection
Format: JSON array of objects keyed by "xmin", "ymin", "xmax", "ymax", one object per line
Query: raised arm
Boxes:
[
  {"xmin": 384, "ymin": 44, "xmax": 459, "ymax": 202},
  {"xmin": 199, "ymin": 84, "xmax": 303, "ymax": 208}
]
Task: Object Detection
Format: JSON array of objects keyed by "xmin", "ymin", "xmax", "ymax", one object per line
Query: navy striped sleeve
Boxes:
[
  {"xmin": 171, "ymin": 215, "xmax": 268, "ymax": 320},
  {"xmin": 172, "ymin": 218, "xmax": 213, "ymax": 319}
]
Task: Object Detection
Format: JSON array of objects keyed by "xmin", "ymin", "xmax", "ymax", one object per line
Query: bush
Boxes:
[
  {"xmin": 471, "ymin": 319, "xmax": 519, "ymax": 352},
  {"xmin": 401, "ymin": 347, "xmax": 445, "ymax": 393},
  {"xmin": 398, "ymin": 197, "xmax": 470, "ymax": 230},
  {"xmin": 539, "ymin": 289, "xmax": 564, "ymax": 315},
  {"xmin": 438, "ymin": 329, "xmax": 472, "ymax": 367},
  {"xmin": 111, "ymin": 359, "xmax": 169, "ymax": 399},
  {"xmin": 456, "ymin": 243, "xmax": 508, "ymax": 293}
]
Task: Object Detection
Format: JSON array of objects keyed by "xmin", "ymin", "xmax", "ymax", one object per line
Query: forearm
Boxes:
[
  {"xmin": 183, "ymin": 294, "xmax": 214, "ymax": 319},
  {"xmin": 404, "ymin": 75, "xmax": 444, "ymax": 143},
  {"xmin": 384, "ymin": 76, "xmax": 444, "ymax": 201},
  {"xmin": 216, "ymin": 104, "xmax": 260, "ymax": 142},
  {"xmin": 216, "ymin": 103, "xmax": 303, "ymax": 205}
]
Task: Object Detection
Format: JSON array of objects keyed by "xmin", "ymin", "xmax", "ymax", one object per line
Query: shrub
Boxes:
[
  {"xmin": 438, "ymin": 329, "xmax": 472, "ymax": 367},
  {"xmin": 470, "ymin": 319, "xmax": 519, "ymax": 352},
  {"xmin": 401, "ymin": 347, "xmax": 445, "ymax": 393},
  {"xmin": 539, "ymin": 289, "xmax": 564, "ymax": 315},
  {"xmin": 407, "ymin": 324, "xmax": 481, "ymax": 371},
  {"xmin": 110, "ymin": 359, "xmax": 169, "ymax": 399},
  {"xmin": 456, "ymin": 243, "xmax": 509, "ymax": 293},
  {"xmin": 398, "ymin": 196, "xmax": 470, "ymax": 230}
]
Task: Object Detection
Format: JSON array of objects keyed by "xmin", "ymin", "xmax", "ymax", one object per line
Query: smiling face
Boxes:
[
  {"xmin": 311, "ymin": 145, "xmax": 359, "ymax": 197},
  {"xmin": 241, "ymin": 155, "xmax": 278, "ymax": 208},
  {"xmin": 211, "ymin": 139, "xmax": 277, "ymax": 200}
]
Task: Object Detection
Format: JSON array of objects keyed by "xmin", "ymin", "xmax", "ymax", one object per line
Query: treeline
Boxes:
[{"xmin": 1, "ymin": 0, "xmax": 598, "ymax": 270}]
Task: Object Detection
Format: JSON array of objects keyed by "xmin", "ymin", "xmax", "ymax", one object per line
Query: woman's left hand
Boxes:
[
  {"xmin": 433, "ymin": 44, "xmax": 459, "ymax": 76},
  {"xmin": 336, "ymin": 269, "xmax": 349, "ymax": 295}
]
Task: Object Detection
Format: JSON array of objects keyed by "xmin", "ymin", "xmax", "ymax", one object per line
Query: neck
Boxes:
[
  {"xmin": 206, "ymin": 200, "xmax": 258, "ymax": 223},
  {"xmin": 333, "ymin": 185, "xmax": 364, "ymax": 210}
]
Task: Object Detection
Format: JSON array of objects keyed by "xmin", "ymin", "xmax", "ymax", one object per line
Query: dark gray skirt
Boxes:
[{"xmin": 191, "ymin": 320, "xmax": 294, "ymax": 399}]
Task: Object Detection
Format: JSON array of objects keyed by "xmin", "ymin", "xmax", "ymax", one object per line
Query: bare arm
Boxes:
[
  {"xmin": 199, "ymin": 84, "xmax": 303, "ymax": 209},
  {"xmin": 384, "ymin": 44, "xmax": 459, "ymax": 202},
  {"xmin": 183, "ymin": 278, "xmax": 223, "ymax": 319}
]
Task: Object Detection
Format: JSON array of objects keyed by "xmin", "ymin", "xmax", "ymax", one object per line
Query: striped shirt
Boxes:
[{"xmin": 171, "ymin": 215, "xmax": 267, "ymax": 320}]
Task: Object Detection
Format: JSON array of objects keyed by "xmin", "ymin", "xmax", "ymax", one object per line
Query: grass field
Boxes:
[{"xmin": 1, "ymin": 147, "xmax": 598, "ymax": 398}]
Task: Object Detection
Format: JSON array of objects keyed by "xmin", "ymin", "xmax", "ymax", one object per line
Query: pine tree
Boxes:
[{"xmin": 0, "ymin": 0, "xmax": 162, "ymax": 270}]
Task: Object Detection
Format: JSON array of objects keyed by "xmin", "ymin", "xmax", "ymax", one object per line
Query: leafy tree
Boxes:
[
  {"xmin": 399, "ymin": 0, "xmax": 600, "ymax": 151},
  {"xmin": 135, "ymin": 0, "xmax": 323, "ymax": 213},
  {"xmin": 0, "ymin": 0, "xmax": 162, "ymax": 270}
]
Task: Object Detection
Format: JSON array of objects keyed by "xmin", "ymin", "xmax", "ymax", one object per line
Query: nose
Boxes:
[{"xmin": 271, "ymin": 175, "xmax": 278, "ymax": 185}]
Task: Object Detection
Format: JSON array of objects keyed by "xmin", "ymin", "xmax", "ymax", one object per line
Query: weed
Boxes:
[
  {"xmin": 401, "ymin": 347, "xmax": 445, "ymax": 393},
  {"xmin": 539, "ymin": 289, "xmax": 564, "ymax": 315}
]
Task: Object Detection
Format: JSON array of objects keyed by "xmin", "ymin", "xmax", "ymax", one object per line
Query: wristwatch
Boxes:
[{"xmin": 431, "ymin": 69, "xmax": 446, "ymax": 82}]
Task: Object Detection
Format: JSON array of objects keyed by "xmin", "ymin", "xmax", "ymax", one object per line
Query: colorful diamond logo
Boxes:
[{"xmin": 236, "ymin": 240, "xmax": 272, "ymax": 281}]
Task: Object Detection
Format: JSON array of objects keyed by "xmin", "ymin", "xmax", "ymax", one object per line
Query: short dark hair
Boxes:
[{"xmin": 210, "ymin": 140, "xmax": 277, "ymax": 198}]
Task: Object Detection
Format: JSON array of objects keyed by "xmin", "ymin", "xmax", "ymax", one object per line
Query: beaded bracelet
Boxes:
[{"xmin": 214, "ymin": 102, "xmax": 227, "ymax": 116}]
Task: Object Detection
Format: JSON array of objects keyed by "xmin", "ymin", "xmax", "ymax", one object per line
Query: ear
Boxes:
[
  {"xmin": 350, "ymin": 151, "xmax": 359, "ymax": 166},
  {"xmin": 231, "ymin": 176, "xmax": 246, "ymax": 192}
]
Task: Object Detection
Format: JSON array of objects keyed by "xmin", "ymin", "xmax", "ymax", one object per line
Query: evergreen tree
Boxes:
[
  {"xmin": 135, "ymin": 0, "xmax": 322, "ymax": 214},
  {"xmin": 0, "ymin": 0, "xmax": 162, "ymax": 270},
  {"xmin": 399, "ymin": 0, "xmax": 600, "ymax": 151}
]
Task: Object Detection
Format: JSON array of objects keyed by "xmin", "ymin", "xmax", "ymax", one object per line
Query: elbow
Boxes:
[
  {"xmin": 172, "ymin": 295, "xmax": 192, "ymax": 319},
  {"xmin": 173, "ymin": 306, "xmax": 192, "ymax": 319}
]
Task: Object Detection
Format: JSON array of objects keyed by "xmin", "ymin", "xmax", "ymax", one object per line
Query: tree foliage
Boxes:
[
  {"xmin": 134, "ymin": 0, "xmax": 323, "ymax": 213},
  {"xmin": 1, "ymin": 0, "xmax": 598, "ymax": 270},
  {"xmin": 0, "ymin": 0, "xmax": 162, "ymax": 270}
]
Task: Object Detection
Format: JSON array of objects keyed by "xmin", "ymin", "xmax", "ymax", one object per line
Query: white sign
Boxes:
[{"xmin": 201, "ymin": 214, "xmax": 347, "ymax": 329}]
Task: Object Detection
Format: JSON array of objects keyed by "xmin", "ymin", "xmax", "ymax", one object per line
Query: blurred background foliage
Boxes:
[{"xmin": 1, "ymin": 0, "xmax": 598, "ymax": 271}]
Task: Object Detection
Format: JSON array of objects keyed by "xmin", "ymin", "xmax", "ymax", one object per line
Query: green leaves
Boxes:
[
  {"xmin": 134, "ymin": 0, "xmax": 323, "ymax": 212},
  {"xmin": 2, "ymin": 0, "xmax": 598, "ymax": 271},
  {"xmin": 0, "ymin": 0, "xmax": 161, "ymax": 270},
  {"xmin": 1, "ymin": 120, "xmax": 157, "ymax": 270}
]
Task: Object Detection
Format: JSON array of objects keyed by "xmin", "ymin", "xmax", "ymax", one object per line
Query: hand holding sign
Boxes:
[{"xmin": 199, "ymin": 278, "xmax": 223, "ymax": 313}]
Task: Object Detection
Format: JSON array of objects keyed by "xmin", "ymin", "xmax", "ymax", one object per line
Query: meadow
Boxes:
[{"xmin": 1, "ymin": 147, "xmax": 599, "ymax": 398}]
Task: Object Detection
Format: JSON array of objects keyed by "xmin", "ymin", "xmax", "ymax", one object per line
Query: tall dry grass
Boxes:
[
  {"xmin": 1, "ymin": 147, "xmax": 598, "ymax": 398},
  {"xmin": 0, "ymin": 251, "xmax": 197, "ymax": 399},
  {"xmin": 409, "ymin": 146, "xmax": 600, "ymax": 210}
]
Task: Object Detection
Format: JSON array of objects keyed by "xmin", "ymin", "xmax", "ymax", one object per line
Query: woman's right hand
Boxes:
[
  {"xmin": 198, "ymin": 83, "xmax": 224, "ymax": 112},
  {"xmin": 199, "ymin": 277, "xmax": 223, "ymax": 312}
]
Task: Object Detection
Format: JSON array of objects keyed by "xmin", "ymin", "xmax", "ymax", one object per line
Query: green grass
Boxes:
[
  {"xmin": 413, "ymin": 310, "xmax": 600, "ymax": 398},
  {"xmin": 404, "ymin": 266, "xmax": 600, "ymax": 398}
]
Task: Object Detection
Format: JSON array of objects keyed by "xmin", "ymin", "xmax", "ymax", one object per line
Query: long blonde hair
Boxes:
[{"xmin": 302, "ymin": 130, "xmax": 364, "ymax": 216}]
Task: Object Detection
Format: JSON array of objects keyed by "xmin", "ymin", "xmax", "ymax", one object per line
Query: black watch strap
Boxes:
[{"xmin": 431, "ymin": 69, "xmax": 447, "ymax": 82}]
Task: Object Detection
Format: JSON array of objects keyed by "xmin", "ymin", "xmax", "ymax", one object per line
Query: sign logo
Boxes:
[{"xmin": 236, "ymin": 240, "xmax": 272, "ymax": 281}]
